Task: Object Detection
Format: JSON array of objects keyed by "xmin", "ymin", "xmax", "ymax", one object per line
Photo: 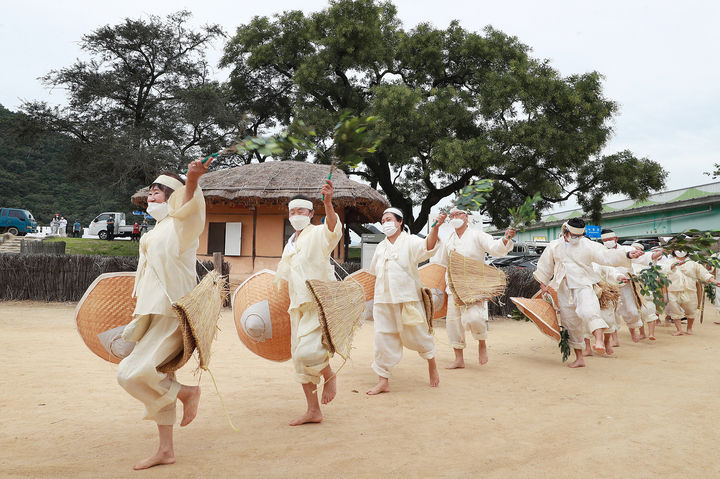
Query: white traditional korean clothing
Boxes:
[
  {"xmin": 662, "ymin": 259, "xmax": 714, "ymax": 320},
  {"xmin": 433, "ymin": 228, "xmax": 512, "ymax": 349},
  {"xmin": 369, "ymin": 231, "xmax": 438, "ymax": 378},
  {"xmin": 117, "ymin": 186, "xmax": 205, "ymax": 425},
  {"xmin": 534, "ymin": 237, "xmax": 631, "ymax": 350},
  {"xmin": 275, "ymin": 215, "xmax": 342, "ymax": 385}
]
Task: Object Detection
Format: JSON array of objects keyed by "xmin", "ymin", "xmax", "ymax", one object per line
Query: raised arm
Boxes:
[{"xmin": 183, "ymin": 156, "xmax": 213, "ymax": 206}]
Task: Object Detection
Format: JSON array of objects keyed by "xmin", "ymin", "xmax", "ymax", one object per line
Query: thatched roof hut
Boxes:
[{"xmin": 132, "ymin": 161, "xmax": 388, "ymax": 223}]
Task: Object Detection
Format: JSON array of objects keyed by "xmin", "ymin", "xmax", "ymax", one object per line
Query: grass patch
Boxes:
[
  {"xmin": 348, "ymin": 246, "xmax": 361, "ymax": 260},
  {"xmin": 45, "ymin": 237, "xmax": 139, "ymax": 257}
]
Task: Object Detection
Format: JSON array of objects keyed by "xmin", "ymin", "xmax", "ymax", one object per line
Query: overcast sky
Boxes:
[{"xmin": 2, "ymin": 0, "xmax": 719, "ymax": 216}]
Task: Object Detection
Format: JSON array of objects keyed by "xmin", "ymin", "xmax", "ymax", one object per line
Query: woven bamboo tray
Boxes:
[
  {"xmin": 232, "ymin": 270, "xmax": 292, "ymax": 362},
  {"xmin": 511, "ymin": 289, "xmax": 561, "ymax": 341},
  {"xmin": 419, "ymin": 263, "xmax": 448, "ymax": 319},
  {"xmin": 74, "ymin": 272, "xmax": 137, "ymax": 364}
]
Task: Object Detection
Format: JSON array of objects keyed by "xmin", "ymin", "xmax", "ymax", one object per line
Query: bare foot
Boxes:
[
  {"xmin": 605, "ymin": 343, "xmax": 614, "ymax": 355},
  {"xmin": 649, "ymin": 335, "xmax": 656, "ymax": 341},
  {"xmin": 133, "ymin": 449, "xmax": 175, "ymax": 470},
  {"xmin": 445, "ymin": 359, "xmax": 465, "ymax": 369},
  {"xmin": 366, "ymin": 378, "xmax": 390, "ymax": 395},
  {"xmin": 638, "ymin": 333, "xmax": 647, "ymax": 340},
  {"xmin": 568, "ymin": 358, "xmax": 586, "ymax": 368},
  {"xmin": 289, "ymin": 409, "xmax": 323, "ymax": 426},
  {"xmin": 592, "ymin": 339, "xmax": 606, "ymax": 355},
  {"xmin": 321, "ymin": 376, "xmax": 336, "ymax": 405},
  {"xmin": 428, "ymin": 359, "xmax": 440, "ymax": 387},
  {"xmin": 478, "ymin": 342, "xmax": 489, "ymax": 365},
  {"xmin": 179, "ymin": 386, "xmax": 200, "ymax": 427},
  {"xmin": 631, "ymin": 329, "xmax": 640, "ymax": 343},
  {"xmin": 582, "ymin": 347, "xmax": 593, "ymax": 357},
  {"xmin": 672, "ymin": 330, "xmax": 685, "ymax": 336},
  {"xmin": 685, "ymin": 329, "xmax": 694, "ymax": 335},
  {"xmin": 714, "ymin": 321, "xmax": 720, "ymax": 325}
]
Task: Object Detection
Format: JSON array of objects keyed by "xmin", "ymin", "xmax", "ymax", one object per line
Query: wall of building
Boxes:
[
  {"xmin": 514, "ymin": 203, "xmax": 719, "ymax": 242},
  {"xmin": 197, "ymin": 203, "xmax": 346, "ymax": 281}
]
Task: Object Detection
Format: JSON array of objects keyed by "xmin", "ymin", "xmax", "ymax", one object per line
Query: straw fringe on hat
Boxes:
[
  {"xmin": 419, "ymin": 263, "xmax": 448, "ymax": 319},
  {"xmin": 159, "ymin": 270, "xmax": 228, "ymax": 373},
  {"xmin": 511, "ymin": 289, "xmax": 561, "ymax": 341},
  {"xmin": 421, "ymin": 288, "xmax": 435, "ymax": 334},
  {"xmin": 232, "ymin": 270, "xmax": 292, "ymax": 362},
  {"xmin": 306, "ymin": 279, "xmax": 366, "ymax": 360},
  {"xmin": 447, "ymin": 251, "xmax": 507, "ymax": 306},
  {"xmin": 75, "ymin": 272, "xmax": 137, "ymax": 364}
]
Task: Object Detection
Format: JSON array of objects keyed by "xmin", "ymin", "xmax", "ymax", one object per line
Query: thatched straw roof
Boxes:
[{"xmin": 132, "ymin": 161, "xmax": 389, "ymax": 223}]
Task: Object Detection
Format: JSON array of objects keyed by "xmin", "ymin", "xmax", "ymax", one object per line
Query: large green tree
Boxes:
[
  {"xmin": 22, "ymin": 11, "xmax": 243, "ymax": 192},
  {"xmin": 221, "ymin": 0, "xmax": 666, "ymax": 231}
]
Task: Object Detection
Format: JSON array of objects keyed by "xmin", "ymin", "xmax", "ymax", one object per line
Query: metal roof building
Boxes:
[{"xmin": 498, "ymin": 181, "xmax": 720, "ymax": 242}]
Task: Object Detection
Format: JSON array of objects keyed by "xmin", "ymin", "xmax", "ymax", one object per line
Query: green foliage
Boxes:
[
  {"xmin": 509, "ymin": 308, "xmax": 530, "ymax": 322},
  {"xmin": 558, "ymin": 328, "xmax": 571, "ymax": 363},
  {"xmin": 0, "ymin": 105, "xmax": 134, "ymax": 225},
  {"xmin": 221, "ymin": 1, "xmax": 667, "ymax": 231},
  {"xmin": 508, "ymin": 193, "xmax": 543, "ymax": 231},
  {"xmin": 452, "ymin": 179, "xmax": 494, "ymax": 212},
  {"xmin": 663, "ymin": 230, "xmax": 720, "ymax": 269},
  {"xmin": 706, "ymin": 283, "xmax": 717, "ymax": 303},
  {"xmin": 629, "ymin": 265, "xmax": 670, "ymax": 311},
  {"xmin": 44, "ymin": 237, "xmax": 139, "ymax": 257}
]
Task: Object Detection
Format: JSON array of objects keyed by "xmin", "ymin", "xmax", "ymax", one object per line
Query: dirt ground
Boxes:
[{"xmin": 2, "ymin": 300, "xmax": 720, "ymax": 478}]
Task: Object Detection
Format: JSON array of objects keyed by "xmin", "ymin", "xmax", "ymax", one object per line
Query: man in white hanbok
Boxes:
[
  {"xmin": 275, "ymin": 181, "xmax": 342, "ymax": 425},
  {"xmin": 366, "ymin": 207, "xmax": 445, "ymax": 395},
  {"xmin": 432, "ymin": 208, "xmax": 515, "ymax": 368}
]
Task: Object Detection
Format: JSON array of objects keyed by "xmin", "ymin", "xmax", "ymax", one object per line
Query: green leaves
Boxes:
[
  {"xmin": 452, "ymin": 179, "xmax": 494, "ymax": 212},
  {"xmin": 558, "ymin": 327, "xmax": 571, "ymax": 362},
  {"xmin": 508, "ymin": 192, "xmax": 542, "ymax": 231},
  {"xmin": 331, "ymin": 113, "xmax": 385, "ymax": 168},
  {"xmin": 629, "ymin": 265, "xmax": 670, "ymax": 311},
  {"xmin": 663, "ymin": 230, "xmax": 720, "ymax": 269},
  {"xmin": 509, "ymin": 308, "xmax": 530, "ymax": 322}
]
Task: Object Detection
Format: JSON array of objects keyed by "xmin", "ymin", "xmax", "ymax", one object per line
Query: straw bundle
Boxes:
[
  {"xmin": 159, "ymin": 270, "xmax": 228, "ymax": 373},
  {"xmin": 75, "ymin": 272, "xmax": 137, "ymax": 364},
  {"xmin": 306, "ymin": 279, "xmax": 365, "ymax": 360},
  {"xmin": 421, "ymin": 288, "xmax": 435, "ymax": 334},
  {"xmin": 596, "ymin": 281, "xmax": 621, "ymax": 309},
  {"xmin": 447, "ymin": 251, "xmax": 506, "ymax": 306}
]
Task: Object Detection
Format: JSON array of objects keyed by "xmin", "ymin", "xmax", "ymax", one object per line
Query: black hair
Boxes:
[
  {"xmin": 150, "ymin": 171, "xmax": 185, "ymax": 198},
  {"xmin": 567, "ymin": 217, "xmax": 585, "ymax": 229}
]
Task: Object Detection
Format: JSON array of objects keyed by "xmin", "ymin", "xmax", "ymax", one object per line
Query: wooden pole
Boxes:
[{"xmin": 213, "ymin": 252, "xmax": 223, "ymax": 274}]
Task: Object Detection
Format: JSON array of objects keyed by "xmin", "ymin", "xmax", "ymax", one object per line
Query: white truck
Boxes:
[{"xmin": 87, "ymin": 212, "xmax": 137, "ymax": 240}]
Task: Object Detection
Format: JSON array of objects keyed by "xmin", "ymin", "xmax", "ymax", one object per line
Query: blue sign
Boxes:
[{"xmin": 585, "ymin": 225, "xmax": 601, "ymax": 238}]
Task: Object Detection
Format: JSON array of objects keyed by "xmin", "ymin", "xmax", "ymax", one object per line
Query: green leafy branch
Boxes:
[
  {"xmin": 628, "ymin": 265, "xmax": 670, "ymax": 311},
  {"xmin": 508, "ymin": 192, "xmax": 543, "ymax": 231},
  {"xmin": 662, "ymin": 229, "xmax": 720, "ymax": 269},
  {"xmin": 558, "ymin": 327, "xmax": 571, "ymax": 362},
  {"xmin": 432, "ymin": 179, "xmax": 494, "ymax": 226}
]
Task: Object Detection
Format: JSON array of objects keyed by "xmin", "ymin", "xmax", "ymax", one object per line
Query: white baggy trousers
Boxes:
[
  {"xmin": 446, "ymin": 297, "xmax": 488, "ymax": 349},
  {"xmin": 290, "ymin": 302, "xmax": 330, "ymax": 385},
  {"xmin": 371, "ymin": 301, "xmax": 436, "ymax": 379},
  {"xmin": 557, "ymin": 282, "xmax": 607, "ymax": 351},
  {"xmin": 117, "ymin": 314, "xmax": 183, "ymax": 426}
]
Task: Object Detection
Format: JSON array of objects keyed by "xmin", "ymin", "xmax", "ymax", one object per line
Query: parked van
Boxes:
[
  {"xmin": 87, "ymin": 212, "xmax": 135, "ymax": 240},
  {"xmin": 0, "ymin": 208, "xmax": 38, "ymax": 235}
]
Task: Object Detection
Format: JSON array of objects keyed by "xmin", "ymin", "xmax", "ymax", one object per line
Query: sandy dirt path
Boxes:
[{"xmin": 1, "ymin": 300, "xmax": 720, "ymax": 478}]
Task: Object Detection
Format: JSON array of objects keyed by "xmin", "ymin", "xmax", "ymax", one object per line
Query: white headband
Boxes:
[
  {"xmin": 449, "ymin": 207, "xmax": 467, "ymax": 215},
  {"xmin": 383, "ymin": 207, "xmax": 403, "ymax": 219},
  {"xmin": 600, "ymin": 232, "xmax": 617, "ymax": 240},
  {"xmin": 153, "ymin": 175, "xmax": 184, "ymax": 192},
  {"xmin": 563, "ymin": 222, "xmax": 585, "ymax": 235},
  {"xmin": 289, "ymin": 199, "xmax": 313, "ymax": 211}
]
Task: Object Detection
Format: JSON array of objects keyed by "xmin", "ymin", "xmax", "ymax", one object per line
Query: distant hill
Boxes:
[{"xmin": 0, "ymin": 105, "xmax": 138, "ymax": 227}]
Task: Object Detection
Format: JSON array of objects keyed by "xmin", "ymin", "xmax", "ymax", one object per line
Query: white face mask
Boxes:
[
  {"xmin": 567, "ymin": 236, "xmax": 581, "ymax": 245},
  {"xmin": 674, "ymin": 250, "xmax": 687, "ymax": 258},
  {"xmin": 289, "ymin": 214, "xmax": 311, "ymax": 231},
  {"xmin": 382, "ymin": 221, "xmax": 399, "ymax": 237},
  {"xmin": 603, "ymin": 240, "xmax": 616, "ymax": 249},
  {"xmin": 146, "ymin": 202, "xmax": 169, "ymax": 222},
  {"xmin": 449, "ymin": 218, "xmax": 465, "ymax": 230}
]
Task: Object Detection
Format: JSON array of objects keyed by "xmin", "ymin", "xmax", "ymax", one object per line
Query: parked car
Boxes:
[
  {"xmin": 87, "ymin": 212, "xmax": 136, "ymax": 240},
  {"xmin": 0, "ymin": 208, "xmax": 38, "ymax": 235},
  {"xmin": 489, "ymin": 254, "xmax": 540, "ymax": 270},
  {"xmin": 621, "ymin": 238, "xmax": 661, "ymax": 249}
]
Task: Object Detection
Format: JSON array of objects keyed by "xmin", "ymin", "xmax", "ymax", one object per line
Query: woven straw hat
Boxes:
[
  {"xmin": 232, "ymin": 270, "xmax": 292, "ymax": 362},
  {"xmin": 447, "ymin": 251, "xmax": 506, "ymax": 306},
  {"xmin": 344, "ymin": 269, "xmax": 376, "ymax": 320},
  {"xmin": 510, "ymin": 289, "xmax": 561, "ymax": 341},
  {"xmin": 75, "ymin": 272, "xmax": 137, "ymax": 364},
  {"xmin": 419, "ymin": 263, "xmax": 448, "ymax": 319},
  {"xmin": 306, "ymin": 279, "xmax": 366, "ymax": 360}
]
